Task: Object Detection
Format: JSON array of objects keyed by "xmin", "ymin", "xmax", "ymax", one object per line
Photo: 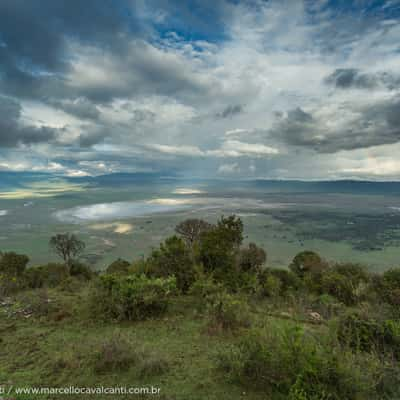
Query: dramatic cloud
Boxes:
[
  {"xmin": 1, "ymin": 0, "xmax": 400, "ymax": 179},
  {"xmin": 275, "ymin": 98, "xmax": 400, "ymax": 153},
  {"xmin": 0, "ymin": 96, "xmax": 57, "ymax": 147},
  {"xmin": 325, "ymin": 69, "xmax": 400, "ymax": 90}
]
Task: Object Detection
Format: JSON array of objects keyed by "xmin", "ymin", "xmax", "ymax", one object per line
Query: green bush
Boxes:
[
  {"xmin": 320, "ymin": 271, "xmax": 358, "ymax": 306},
  {"xmin": 372, "ymin": 268, "xmax": 400, "ymax": 307},
  {"xmin": 312, "ymin": 294, "xmax": 342, "ymax": 319},
  {"xmin": 0, "ymin": 252, "xmax": 30, "ymax": 295},
  {"xmin": 91, "ymin": 274, "xmax": 176, "ymax": 321},
  {"xmin": 259, "ymin": 273, "xmax": 282, "ymax": 298},
  {"xmin": 0, "ymin": 251, "xmax": 29, "ymax": 277},
  {"xmin": 147, "ymin": 236, "xmax": 195, "ymax": 293},
  {"xmin": 69, "ymin": 261, "xmax": 94, "ymax": 280},
  {"xmin": 190, "ymin": 275, "xmax": 224, "ymax": 301},
  {"xmin": 238, "ymin": 242, "xmax": 266, "ymax": 273},
  {"xmin": 337, "ymin": 312, "xmax": 400, "ymax": 358},
  {"xmin": 106, "ymin": 258, "xmax": 131, "ymax": 275},
  {"xmin": 205, "ymin": 290, "xmax": 251, "ymax": 333},
  {"xmin": 289, "ymin": 251, "xmax": 327, "ymax": 278},
  {"xmin": 270, "ymin": 269, "xmax": 303, "ymax": 292},
  {"xmin": 331, "ymin": 263, "xmax": 369, "ymax": 286},
  {"xmin": 23, "ymin": 263, "xmax": 69, "ymax": 289},
  {"xmin": 218, "ymin": 325, "xmax": 381, "ymax": 399}
]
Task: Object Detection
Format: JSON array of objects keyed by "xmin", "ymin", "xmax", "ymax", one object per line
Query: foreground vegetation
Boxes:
[{"xmin": 1, "ymin": 216, "xmax": 400, "ymax": 399}]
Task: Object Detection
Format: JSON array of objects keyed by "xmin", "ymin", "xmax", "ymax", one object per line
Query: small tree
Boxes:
[
  {"xmin": 49, "ymin": 233, "xmax": 85, "ymax": 270},
  {"xmin": 147, "ymin": 236, "xmax": 196, "ymax": 293},
  {"xmin": 0, "ymin": 251, "xmax": 29, "ymax": 277},
  {"xmin": 238, "ymin": 242, "xmax": 267, "ymax": 273},
  {"xmin": 289, "ymin": 250, "xmax": 326, "ymax": 278},
  {"xmin": 175, "ymin": 218, "xmax": 212, "ymax": 246},
  {"xmin": 198, "ymin": 216, "xmax": 244, "ymax": 285}
]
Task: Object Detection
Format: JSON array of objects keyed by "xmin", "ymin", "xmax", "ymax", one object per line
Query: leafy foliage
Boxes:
[
  {"xmin": 238, "ymin": 242, "xmax": 266, "ymax": 273},
  {"xmin": 23, "ymin": 263, "xmax": 69, "ymax": 289},
  {"xmin": 205, "ymin": 289, "xmax": 251, "ymax": 332},
  {"xmin": 337, "ymin": 312, "xmax": 400, "ymax": 358},
  {"xmin": 0, "ymin": 251, "xmax": 29, "ymax": 277},
  {"xmin": 0, "ymin": 251, "xmax": 29, "ymax": 295},
  {"xmin": 198, "ymin": 215, "xmax": 243, "ymax": 284},
  {"xmin": 289, "ymin": 251, "xmax": 326, "ymax": 278},
  {"xmin": 218, "ymin": 325, "xmax": 381, "ymax": 399},
  {"xmin": 147, "ymin": 235, "xmax": 195, "ymax": 293},
  {"xmin": 372, "ymin": 268, "xmax": 400, "ymax": 307},
  {"xmin": 91, "ymin": 274, "xmax": 176, "ymax": 321},
  {"xmin": 69, "ymin": 261, "xmax": 94, "ymax": 280},
  {"xmin": 106, "ymin": 258, "xmax": 131, "ymax": 275}
]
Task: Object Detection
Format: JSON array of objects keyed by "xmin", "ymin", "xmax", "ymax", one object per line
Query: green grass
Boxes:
[{"xmin": 0, "ymin": 287, "xmax": 274, "ymax": 400}]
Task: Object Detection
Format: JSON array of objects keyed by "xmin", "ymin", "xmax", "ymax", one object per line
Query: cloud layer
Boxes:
[{"xmin": 1, "ymin": 0, "xmax": 400, "ymax": 179}]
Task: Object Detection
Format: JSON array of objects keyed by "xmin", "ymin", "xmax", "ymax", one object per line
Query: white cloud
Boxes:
[{"xmin": 218, "ymin": 162, "xmax": 240, "ymax": 174}]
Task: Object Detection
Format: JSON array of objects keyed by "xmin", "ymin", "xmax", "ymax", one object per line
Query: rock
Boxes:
[{"xmin": 308, "ymin": 311, "xmax": 323, "ymax": 322}]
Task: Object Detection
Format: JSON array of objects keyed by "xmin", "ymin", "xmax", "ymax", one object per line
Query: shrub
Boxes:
[
  {"xmin": 218, "ymin": 325, "xmax": 380, "ymax": 399},
  {"xmin": 0, "ymin": 251, "xmax": 29, "ymax": 276},
  {"xmin": 238, "ymin": 243, "xmax": 266, "ymax": 273},
  {"xmin": 0, "ymin": 251, "xmax": 29, "ymax": 295},
  {"xmin": 373, "ymin": 268, "xmax": 400, "ymax": 307},
  {"xmin": 312, "ymin": 294, "xmax": 342, "ymax": 319},
  {"xmin": 206, "ymin": 290, "xmax": 251, "ymax": 333},
  {"xmin": 69, "ymin": 261, "xmax": 94, "ymax": 280},
  {"xmin": 259, "ymin": 273, "xmax": 282, "ymax": 298},
  {"xmin": 337, "ymin": 312, "xmax": 400, "ymax": 358},
  {"xmin": 91, "ymin": 274, "xmax": 176, "ymax": 321},
  {"xmin": 331, "ymin": 263, "xmax": 369, "ymax": 286},
  {"xmin": 270, "ymin": 268, "xmax": 303, "ymax": 293},
  {"xmin": 23, "ymin": 263, "xmax": 69, "ymax": 289},
  {"xmin": 106, "ymin": 258, "xmax": 130, "ymax": 275},
  {"xmin": 289, "ymin": 251, "xmax": 327, "ymax": 279},
  {"xmin": 320, "ymin": 271, "xmax": 358, "ymax": 306},
  {"xmin": 147, "ymin": 236, "xmax": 195, "ymax": 293},
  {"xmin": 190, "ymin": 275, "xmax": 224, "ymax": 301}
]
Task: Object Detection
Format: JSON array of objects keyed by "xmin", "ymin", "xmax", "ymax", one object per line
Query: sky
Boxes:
[{"xmin": 0, "ymin": 0, "xmax": 400, "ymax": 180}]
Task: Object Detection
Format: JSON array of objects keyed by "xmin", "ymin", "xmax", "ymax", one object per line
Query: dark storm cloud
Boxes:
[
  {"xmin": 78, "ymin": 126, "xmax": 109, "ymax": 148},
  {"xmin": 0, "ymin": 0, "xmax": 144, "ymax": 100},
  {"xmin": 276, "ymin": 99, "xmax": 400, "ymax": 153},
  {"xmin": 0, "ymin": 0, "xmax": 228, "ymax": 105},
  {"xmin": 216, "ymin": 104, "xmax": 244, "ymax": 118},
  {"xmin": 0, "ymin": 96, "xmax": 56, "ymax": 147},
  {"xmin": 325, "ymin": 69, "xmax": 400, "ymax": 90}
]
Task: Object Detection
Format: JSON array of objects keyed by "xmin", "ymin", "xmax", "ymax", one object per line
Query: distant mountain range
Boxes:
[{"xmin": 2, "ymin": 171, "xmax": 400, "ymax": 195}]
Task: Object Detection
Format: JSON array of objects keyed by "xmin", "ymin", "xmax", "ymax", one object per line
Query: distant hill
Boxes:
[{"xmin": 2, "ymin": 171, "xmax": 400, "ymax": 195}]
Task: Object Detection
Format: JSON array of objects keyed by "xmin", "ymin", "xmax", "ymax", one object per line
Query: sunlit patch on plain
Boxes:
[
  {"xmin": 172, "ymin": 188, "xmax": 206, "ymax": 195},
  {"xmin": 0, "ymin": 180, "xmax": 85, "ymax": 199},
  {"xmin": 88, "ymin": 222, "xmax": 134, "ymax": 234}
]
